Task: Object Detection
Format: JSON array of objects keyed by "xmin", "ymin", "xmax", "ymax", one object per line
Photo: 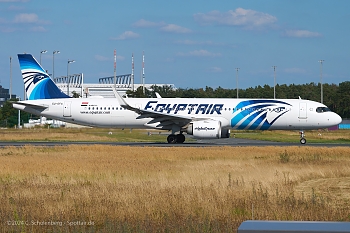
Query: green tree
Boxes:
[
  {"xmin": 336, "ymin": 81, "xmax": 350, "ymax": 117},
  {"xmin": 126, "ymin": 86, "xmax": 152, "ymax": 98},
  {"xmin": 0, "ymin": 100, "xmax": 31, "ymax": 127},
  {"xmin": 72, "ymin": 91, "xmax": 81, "ymax": 98}
]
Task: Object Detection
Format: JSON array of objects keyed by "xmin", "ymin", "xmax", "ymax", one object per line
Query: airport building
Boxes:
[
  {"xmin": 0, "ymin": 85, "xmax": 16, "ymax": 107},
  {"xmin": 53, "ymin": 73, "xmax": 175, "ymax": 98}
]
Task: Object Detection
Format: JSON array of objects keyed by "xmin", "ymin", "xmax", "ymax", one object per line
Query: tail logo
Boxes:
[
  {"xmin": 18, "ymin": 54, "xmax": 70, "ymax": 100},
  {"xmin": 33, "ymin": 74, "xmax": 48, "ymax": 84}
]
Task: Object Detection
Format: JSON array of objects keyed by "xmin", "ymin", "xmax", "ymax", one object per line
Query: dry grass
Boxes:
[
  {"xmin": 0, "ymin": 128, "xmax": 112, "ymax": 141},
  {"xmin": 0, "ymin": 128, "xmax": 166, "ymax": 142},
  {"xmin": 1, "ymin": 146, "xmax": 350, "ymax": 232}
]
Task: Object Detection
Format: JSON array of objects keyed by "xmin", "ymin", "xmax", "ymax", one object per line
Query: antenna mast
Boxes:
[
  {"xmin": 114, "ymin": 49, "xmax": 116, "ymax": 90},
  {"xmin": 10, "ymin": 56, "xmax": 12, "ymax": 99},
  {"xmin": 132, "ymin": 53, "xmax": 134, "ymax": 92},
  {"xmin": 142, "ymin": 51, "xmax": 145, "ymax": 94}
]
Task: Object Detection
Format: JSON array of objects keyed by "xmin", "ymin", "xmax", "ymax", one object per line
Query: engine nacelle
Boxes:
[{"xmin": 186, "ymin": 120, "xmax": 222, "ymax": 139}]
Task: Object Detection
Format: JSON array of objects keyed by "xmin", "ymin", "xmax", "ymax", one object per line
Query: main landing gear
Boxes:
[
  {"xmin": 167, "ymin": 133, "xmax": 185, "ymax": 144},
  {"xmin": 299, "ymin": 130, "xmax": 306, "ymax": 144}
]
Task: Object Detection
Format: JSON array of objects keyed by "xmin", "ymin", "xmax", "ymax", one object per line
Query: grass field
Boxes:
[
  {"xmin": 1, "ymin": 127, "xmax": 350, "ymax": 144},
  {"xmin": 0, "ymin": 127, "xmax": 168, "ymax": 142},
  {"xmin": 233, "ymin": 129, "xmax": 350, "ymax": 144},
  {"xmin": 1, "ymin": 145, "xmax": 350, "ymax": 232}
]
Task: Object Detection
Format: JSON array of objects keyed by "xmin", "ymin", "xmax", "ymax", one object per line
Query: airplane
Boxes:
[{"xmin": 13, "ymin": 54, "xmax": 342, "ymax": 144}]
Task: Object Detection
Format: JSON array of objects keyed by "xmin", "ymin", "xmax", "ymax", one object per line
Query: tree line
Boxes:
[
  {"xmin": 127, "ymin": 81, "xmax": 350, "ymax": 118},
  {"xmin": 0, "ymin": 81, "xmax": 349, "ymax": 127},
  {"xmin": 0, "ymin": 100, "xmax": 30, "ymax": 128}
]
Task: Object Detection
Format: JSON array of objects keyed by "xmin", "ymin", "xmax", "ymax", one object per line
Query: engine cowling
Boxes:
[{"xmin": 186, "ymin": 120, "xmax": 222, "ymax": 139}]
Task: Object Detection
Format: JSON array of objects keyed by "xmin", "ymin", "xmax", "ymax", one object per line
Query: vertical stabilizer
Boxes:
[{"xmin": 18, "ymin": 54, "xmax": 70, "ymax": 100}]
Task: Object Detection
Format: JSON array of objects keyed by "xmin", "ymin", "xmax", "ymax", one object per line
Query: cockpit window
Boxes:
[{"xmin": 316, "ymin": 107, "xmax": 331, "ymax": 113}]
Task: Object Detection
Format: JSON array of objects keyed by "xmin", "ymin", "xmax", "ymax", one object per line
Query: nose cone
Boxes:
[{"xmin": 331, "ymin": 113, "xmax": 342, "ymax": 126}]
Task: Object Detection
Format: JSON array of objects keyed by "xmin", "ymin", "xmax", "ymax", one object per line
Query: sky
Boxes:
[{"xmin": 0, "ymin": 0, "xmax": 349, "ymax": 99}]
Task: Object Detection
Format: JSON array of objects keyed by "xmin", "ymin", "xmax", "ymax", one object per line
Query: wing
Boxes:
[
  {"xmin": 123, "ymin": 101, "xmax": 210, "ymax": 129},
  {"xmin": 114, "ymin": 91, "xmax": 208, "ymax": 129}
]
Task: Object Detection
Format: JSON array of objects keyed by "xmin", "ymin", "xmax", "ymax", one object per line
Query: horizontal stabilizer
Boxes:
[{"xmin": 13, "ymin": 101, "xmax": 49, "ymax": 110}]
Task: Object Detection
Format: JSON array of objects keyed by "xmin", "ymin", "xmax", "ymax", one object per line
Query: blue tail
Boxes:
[{"xmin": 18, "ymin": 54, "xmax": 70, "ymax": 100}]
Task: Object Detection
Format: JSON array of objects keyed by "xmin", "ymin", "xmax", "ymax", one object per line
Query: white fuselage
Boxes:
[{"xmin": 14, "ymin": 97, "xmax": 342, "ymax": 131}]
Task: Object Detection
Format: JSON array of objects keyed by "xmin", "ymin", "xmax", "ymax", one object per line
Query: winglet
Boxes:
[
  {"xmin": 112, "ymin": 88, "xmax": 142, "ymax": 113},
  {"xmin": 155, "ymin": 92, "xmax": 162, "ymax": 98}
]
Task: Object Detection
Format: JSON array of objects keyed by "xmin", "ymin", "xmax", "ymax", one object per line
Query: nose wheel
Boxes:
[{"xmin": 299, "ymin": 131, "xmax": 306, "ymax": 144}]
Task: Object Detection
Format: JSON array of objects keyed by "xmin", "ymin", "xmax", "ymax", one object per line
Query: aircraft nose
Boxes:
[{"xmin": 333, "ymin": 113, "xmax": 342, "ymax": 125}]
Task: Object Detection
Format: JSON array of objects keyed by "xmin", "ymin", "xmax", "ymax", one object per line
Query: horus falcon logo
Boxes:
[
  {"xmin": 24, "ymin": 72, "xmax": 49, "ymax": 93},
  {"xmin": 231, "ymin": 100, "xmax": 292, "ymax": 130},
  {"xmin": 33, "ymin": 73, "xmax": 48, "ymax": 84}
]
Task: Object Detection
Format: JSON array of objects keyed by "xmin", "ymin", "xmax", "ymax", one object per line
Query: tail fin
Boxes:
[{"xmin": 18, "ymin": 54, "xmax": 70, "ymax": 100}]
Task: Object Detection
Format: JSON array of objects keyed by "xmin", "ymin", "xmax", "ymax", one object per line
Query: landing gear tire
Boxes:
[
  {"xmin": 167, "ymin": 134, "xmax": 177, "ymax": 144},
  {"xmin": 299, "ymin": 130, "xmax": 306, "ymax": 144},
  {"xmin": 167, "ymin": 134, "xmax": 186, "ymax": 144},
  {"xmin": 177, "ymin": 134, "xmax": 185, "ymax": 143}
]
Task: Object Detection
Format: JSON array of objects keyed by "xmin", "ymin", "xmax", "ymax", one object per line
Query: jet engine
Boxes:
[{"xmin": 186, "ymin": 120, "xmax": 222, "ymax": 139}]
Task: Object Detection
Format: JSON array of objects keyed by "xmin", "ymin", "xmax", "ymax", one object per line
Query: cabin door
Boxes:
[
  {"xmin": 63, "ymin": 101, "xmax": 72, "ymax": 117},
  {"xmin": 299, "ymin": 102, "xmax": 307, "ymax": 119}
]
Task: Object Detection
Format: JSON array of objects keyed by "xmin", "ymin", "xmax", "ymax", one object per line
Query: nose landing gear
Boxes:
[{"xmin": 299, "ymin": 130, "xmax": 306, "ymax": 144}]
